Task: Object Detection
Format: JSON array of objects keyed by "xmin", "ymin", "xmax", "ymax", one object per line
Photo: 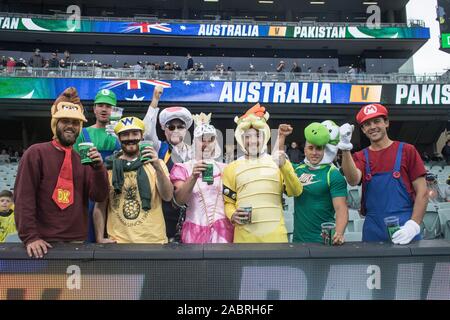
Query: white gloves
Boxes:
[
  {"xmin": 392, "ymin": 220, "xmax": 420, "ymax": 245},
  {"xmin": 337, "ymin": 123, "xmax": 354, "ymax": 151}
]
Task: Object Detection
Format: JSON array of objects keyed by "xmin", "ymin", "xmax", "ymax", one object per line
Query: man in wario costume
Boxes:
[
  {"xmin": 93, "ymin": 116, "xmax": 173, "ymax": 244},
  {"xmin": 222, "ymin": 104, "xmax": 303, "ymax": 243}
]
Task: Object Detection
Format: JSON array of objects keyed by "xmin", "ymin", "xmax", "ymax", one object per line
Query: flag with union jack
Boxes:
[
  {"xmin": 101, "ymin": 79, "xmax": 171, "ymax": 101},
  {"xmin": 122, "ymin": 22, "xmax": 172, "ymax": 34}
]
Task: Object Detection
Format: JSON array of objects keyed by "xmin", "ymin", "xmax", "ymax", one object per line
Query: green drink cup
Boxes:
[
  {"xmin": 321, "ymin": 222, "xmax": 336, "ymax": 246},
  {"xmin": 78, "ymin": 142, "xmax": 94, "ymax": 165},
  {"xmin": 384, "ymin": 216, "xmax": 400, "ymax": 242},
  {"xmin": 202, "ymin": 162, "xmax": 214, "ymax": 185},
  {"xmin": 139, "ymin": 140, "xmax": 153, "ymax": 162}
]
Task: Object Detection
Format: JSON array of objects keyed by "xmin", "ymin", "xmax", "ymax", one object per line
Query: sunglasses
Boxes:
[{"xmin": 166, "ymin": 124, "xmax": 186, "ymax": 131}]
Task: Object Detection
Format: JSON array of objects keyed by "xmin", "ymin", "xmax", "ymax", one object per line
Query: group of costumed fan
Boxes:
[{"xmin": 12, "ymin": 84, "xmax": 426, "ymax": 260}]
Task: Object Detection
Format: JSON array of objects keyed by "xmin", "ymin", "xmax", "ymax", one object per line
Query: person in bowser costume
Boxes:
[
  {"xmin": 142, "ymin": 86, "xmax": 194, "ymax": 240},
  {"xmin": 222, "ymin": 104, "xmax": 303, "ymax": 243},
  {"xmin": 338, "ymin": 103, "xmax": 427, "ymax": 244}
]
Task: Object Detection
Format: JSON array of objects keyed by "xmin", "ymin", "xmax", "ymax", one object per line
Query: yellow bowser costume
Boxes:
[{"xmin": 222, "ymin": 104, "xmax": 303, "ymax": 243}]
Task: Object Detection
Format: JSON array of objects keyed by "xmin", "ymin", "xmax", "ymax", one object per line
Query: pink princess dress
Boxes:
[{"xmin": 170, "ymin": 160, "xmax": 234, "ymax": 243}]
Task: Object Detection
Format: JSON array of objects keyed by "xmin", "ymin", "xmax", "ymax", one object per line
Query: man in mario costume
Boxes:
[{"xmin": 338, "ymin": 103, "xmax": 427, "ymax": 244}]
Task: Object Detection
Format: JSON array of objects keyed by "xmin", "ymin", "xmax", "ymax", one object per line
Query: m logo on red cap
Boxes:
[
  {"xmin": 363, "ymin": 104, "xmax": 378, "ymax": 115},
  {"xmin": 356, "ymin": 103, "xmax": 388, "ymax": 125}
]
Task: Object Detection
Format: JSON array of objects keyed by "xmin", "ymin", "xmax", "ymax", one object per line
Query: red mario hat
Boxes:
[{"xmin": 356, "ymin": 104, "xmax": 388, "ymax": 125}]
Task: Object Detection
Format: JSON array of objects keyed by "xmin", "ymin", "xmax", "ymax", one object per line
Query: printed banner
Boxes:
[
  {"xmin": 0, "ymin": 77, "xmax": 448, "ymax": 105},
  {"xmin": 0, "ymin": 16, "xmax": 430, "ymax": 39}
]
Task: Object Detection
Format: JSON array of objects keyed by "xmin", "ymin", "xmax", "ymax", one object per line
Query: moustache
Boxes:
[{"xmin": 121, "ymin": 139, "xmax": 140, "ymax": 146}]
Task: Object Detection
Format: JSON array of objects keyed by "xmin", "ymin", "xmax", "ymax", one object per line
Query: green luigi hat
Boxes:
[
  {"xmin": 94, "ymin": 89, "xmax": 117, "ymax": 106},
  {"xmin": 304, "ymin": 122, "xmax": 330, "ymax": 146}
]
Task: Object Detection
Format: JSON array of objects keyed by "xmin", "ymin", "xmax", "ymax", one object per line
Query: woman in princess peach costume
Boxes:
[{"xmin": 169, "ymin": 113, "xmax": 234, "ymax": 243}]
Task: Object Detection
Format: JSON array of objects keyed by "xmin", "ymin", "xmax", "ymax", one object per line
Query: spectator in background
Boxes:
[
  {"xmin": 328, "ymin": 66, "xmax": 337, "ymax": 74},
  {"xmin": 48, "ymin": 53, "xmax": 60, "ymax": 69},
  {"xmin": 441, "ymin": 140, "xmax": 450, "ymax": 165},
  {"xmin": 1, "ymin": 56, "xmax": 6, "ymax": 68},
  {"xmin": 123, "ymin": 62, "xmax": 130, "ymax": 69},
  {"xmin": 28, "ymin": 48, "xmax": 44, "ymax": 68},
  {"xmin": 63, "ymin": 50, "xmax": 72, "ymax": 66},
  {"xmin": 286, "ymin": 141, "xmax": 304, "ymax": 164},
  {"xmin": 276, "ymin": 60, "xmax": 285, "ymax": 72},
  {"xmin": 421, "ymin": 151, "xmax": 430, "ymax": 162},
  {"xmin": 317, "ymin": 66, "xmax": 324, "ymax": 74},
  {"xmin": 0, "ymin": 149, "xmax": 10, "ymax": 163},
  {"xmin": 186, "ymin": 53, "xmax": 194, "ymax": 71},
  {"xmin": 0, "ymin": 190, "xmax": 17, "ymax": 242},
  {"xmin": 6, "ymin": 57, "xmax": 15, "ymax": 73},
  {"xmin": 290, "ymin": 62, "xmax": 302, "ymax": 73},
  {"xmin": 426, "ymin": 173, "xmax": 446, "ymax": 204},
  {"xmin": 248, "ymin": 63, "xmax": 255, "ymax": 72},
  {"xmin": 10, "ymin": 151, "xmax": 20, "ymax": 163},
  {"xmin": 307, "ymin": 67, "xmax": 312, "ymax": 73}
]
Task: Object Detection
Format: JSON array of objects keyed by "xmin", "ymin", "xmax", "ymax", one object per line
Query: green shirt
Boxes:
[
  {"xmin": 74, "ymin": 126, "xmax": 119, "ymax": 154},
  {"xmin": 293, "ymin": 164, "xmax": 347, "ymax": 243}
]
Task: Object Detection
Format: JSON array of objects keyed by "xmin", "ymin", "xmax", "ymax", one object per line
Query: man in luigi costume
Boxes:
[
  {"xmin": 292, "ymin": 122, "xmax": 348, "ymax": 244},
  {"xmin": 74, "ymin": 89, "xmax": 121, "ymax": 242}
]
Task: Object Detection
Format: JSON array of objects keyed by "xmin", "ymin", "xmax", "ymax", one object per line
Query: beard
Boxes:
[
  {"xmin": 56, "ymin": 125, "xmax": 79, "ymax": 147},
  {"xmin": 121, "ymin": 139, "xmax": 140, "ymax": 157}
]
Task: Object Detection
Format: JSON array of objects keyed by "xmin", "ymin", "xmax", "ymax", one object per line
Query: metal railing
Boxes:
[
  {"xmin": 1, "ymin": 66, "xmax": 449, "ymax": 84},
  {"xmin": 0, "ymin": 11, "xmax": 424, "ymax": 28}
]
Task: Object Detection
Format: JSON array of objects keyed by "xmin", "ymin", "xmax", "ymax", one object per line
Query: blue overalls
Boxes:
[
  {"xmin": 82, "ymin": 128, "xmax": 121, "ymax": 242},
  {"xmin": 362, "ymin": 142, "xmax": 421, "ymax": 242}
]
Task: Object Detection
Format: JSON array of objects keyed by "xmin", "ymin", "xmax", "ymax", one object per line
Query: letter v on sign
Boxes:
[{"xmin": 349, "ymin": 85, "xmax": 382, "ymax": 103}]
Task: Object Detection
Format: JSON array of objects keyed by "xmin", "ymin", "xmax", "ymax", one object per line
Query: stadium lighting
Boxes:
[
  {"xmin": 258, "ymin": 1, "xmax": 274, "ymax": 4},
  {"xmin": 310, "ymin": 1, "xmax": 325, "ymax": 4},
  {"xmin": 204, "ymin": 0, "xmax": 219, "ymax": 2},
  {"xmin": 363, "ymin": 2, "xmax": 378, "ymax": 4}
]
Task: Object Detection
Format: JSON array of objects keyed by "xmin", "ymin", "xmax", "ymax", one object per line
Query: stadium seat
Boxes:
[
  {"xmin": 353, "ymin": 219, "xmax": 365, "ymax": 233},
  {"xmin": 438, "ymin": 208, "xmax": 450, "ymax": 238},
  {"xmin": 438, "ymin": 202, "xmax": 450, "ymax": 210},
  {"xmin": 426, "ymin": 202, "xmax": 439, "ymax": 212},
  {"xmin": 348, "ymin": 209, "xmax": 360, "ymax": 221},
  {"xmin": 444, "ymin": 221, "xmax": 450, "ymax": 240},
  {"xmin": 420, "ymin": 211, "xmax": 442, "ymax": 239},
  {"xmin": 344, "ymin": 232, "xmax": 362, "ymax": 242},
  {"xmin": 346, "ymin": 221, "xmax": 354, "ymax": 232},
  {"xmin": 4, "ymin": 233, "xmax": 21, "ymax": 243}
]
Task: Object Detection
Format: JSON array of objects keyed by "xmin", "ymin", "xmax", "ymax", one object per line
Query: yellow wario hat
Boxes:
[
  {"xmin": 234, "ymin": 103, "xmax": 271, "ymax": 153},
  {"xmin": 114, "ymin": 116, "xmax": 146, "ymax": 135},
  {"xmin": 50, "ymin": 87, "xmax": 87, "ymax": 138}
]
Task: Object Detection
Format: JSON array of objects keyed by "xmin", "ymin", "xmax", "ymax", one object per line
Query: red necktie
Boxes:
[{"xmin": 51, "ymin": 139, "xmax": 74, "ymax": 210}]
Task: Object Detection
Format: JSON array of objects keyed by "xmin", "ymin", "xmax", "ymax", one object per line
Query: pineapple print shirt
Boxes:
[{"xmin": 106, "ymin": 160, "xmax": 169, "ymax": 244}]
